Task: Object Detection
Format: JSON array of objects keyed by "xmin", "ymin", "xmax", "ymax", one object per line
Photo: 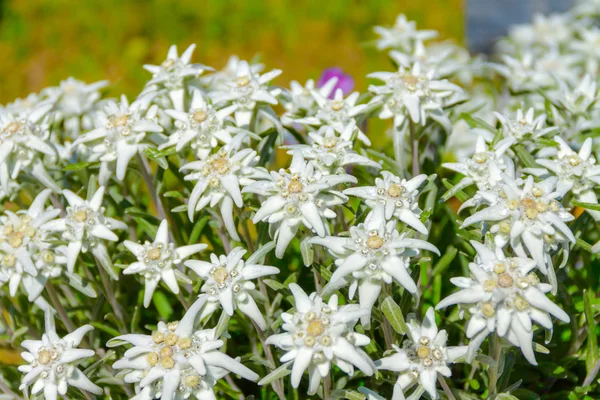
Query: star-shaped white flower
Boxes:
[
  {"xmin": 73, "ymin": 95, "xmax": 163, "ymax": 185},
  {"xmin": 436, "ymin": 241, "xmax": 570, "ymax": 365},
  {"xmin": 373, "ymin": 14, "xmax": 438, "ymax": 51},
  {"xmin": 494, "ymin": 107, "xmax": 557, "ymax": 147},
  {"xmin": 181, "ymin": 138, "xmax": 264, "ymax": 241},
  {"xmin": 185, "ymin": 246, "xmax": 279, "ymax": 329},
  {"xmin": 265, "ymin": 283, "xmax": 375, "ymax": 395},
  {"xmin": 280, "ymin": 77, "xmax": 338, "ymax": 124},
  {"xmin": 0, "ymin": 189, "xmax": 60, "ymax": 298},
  {"xmin": 159, "ymin": 89, "xmax": 237, "ymax": 159},
  {"xmin": 42, "ymin": 186, "xmax": 127, "ymax": 275},
  {"xmin": 376, "ymin": 307, "xmax": 467, "ymax": 400},
  {"xmin": 311, "ymin": 216, "xmax": 438, "ymax": 326},
  {"xmin": 368, "ymin": 62, "xmax": 462, "ymax": 130},
  {"xmin": 110, "ymin": 298, "xmax": 259, "ymax": 400},
  {"xmin": 209, "ymin": 60, "xmax": 282, "ymax": 127},
  {"xmin": 344, "ymin": 171, "xmax": 430, "ymax": 234},
  {"xmin": 19, "ymin": 311, "xmax": 101, "ymax": 399},
  {"xmin": 243, "ymin": 151, "xmax": 356, "ymax": 258},
  {"xmin": 461, "ymin": 175, "xmax": 575, "ymax": 277},
  {"xmin": 123, "ymin": 219, "xmax": 206, "ymax": 308},
  {"xmin": 0, "ymin": 104, "xmax": 60, "ymax": 192}
]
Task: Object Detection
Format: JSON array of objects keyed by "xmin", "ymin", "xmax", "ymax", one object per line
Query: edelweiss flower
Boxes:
[
  {"xmin": 290, "ymin": 88, "xmax": 371, "ymax": 145},
  {"xmin": 185, "ymin": 246, "xmax": 279, "ymax": 329},
  {"xmin": 442, "ymin": 136, "xmax": 515, "ymax": 196},
  {"xmin": 143, "ymin": 44, "xmax": 210, "ymax": 110},
  {"xmin": 436, "ymin": 241, "xmax": 570, "ymax": 365},
  {"xmin": 311, "ymin": 217, "xmax": 438, "ymax": 326},
  {"xmin": 19, "ymin": 311, "xmax": 101, "ymax": 399},
  {"xmin": 42, "ymin": 186, "xmax": 126, "ymax": 274},
  {"xmin": 376, "ymin": 308, "xmax": 466, "ymax": 400},
  {"xmin": 280, "ymin": 77, "xmax": 338, "ymax": 124},
  {"xmin": 494, "ymin": 107, "xmax": 557, "ymax": 146},
  {"xmin": 461, "ymin": 175, "xmax": 575, "ymax": 275},
  {"xmin": 181, "ymin": 138, "xmax": 263, "ymax": 241},
  {"xmin": 344, "ymin": 171, "xmax": 429, "ymax": 234},
  {"xmin": 368, "ymin": 62, "xmax": 463, "ymax": 130},
  {"xmin": 507, "ymin": 13, "xmax": 574, "ymax": 51},
  {"xmin": 0, "ymin": 189, "xmax": 60, "ymax": 298},
  {"xmin": 159, "ymin": 89, "xmax": 237, "ymax": 159},
  {"xmin": 209, "ymin": 60, "xmax": 282, "ymax": 127},
  {"xmin": 43, "ymin": 77, "xmax": 108, "ymax": 136},
  {"xmin": 124, "ymin": 219, "xmax": 206, "ymax": 307},
  {"xmin": 110, "ymin": 299, "xmax": 258, "ymax": 400},
  {"xmin": 284, "ymin": 122, "xmax": 381, "ymax": 174},
  {"xmin": 73, "ymin": 95, "xmax": 163, "ymax": 185},
  {"xmin": 373, "ymin": 14, "xmax": 437, "ymax": 51},
  {"xmin": 0, "ymin": 104, "xmax": 60, "ymax": 192},
  {"xmin": 550, "ymin": 74, "xmax": 599, "ymax": 116},
  {"xmin": 200, "ymin": 56, "xmax": 264, "ymax": 91},
  {"xmin": 492, "ymin": 53, "xmax": 558, "ymax": 92},
  {"xmin": 243, "ymin": 151, "xmax": 356, "ymax": 258},
  {"xmin": 265, "ymin": 283, "xmax": 375, "ymax": 395}
]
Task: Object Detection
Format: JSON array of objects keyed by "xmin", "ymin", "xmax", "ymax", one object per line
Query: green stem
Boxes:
[
  {"xmin": 46, "ymin": 283, "xmax": 75, "ymax": 332},
  {"xmin": 488, "ymin": 333, "xmax": 502, "ymax": 397},
  {"xmin": 410, "ymin": 119, "xmax": 419, "ymax": 176}
]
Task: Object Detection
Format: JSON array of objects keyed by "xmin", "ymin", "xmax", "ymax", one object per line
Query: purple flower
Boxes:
[{"xmin": 317, "ymin": 67, "xmax": 354, "ymax": 98}]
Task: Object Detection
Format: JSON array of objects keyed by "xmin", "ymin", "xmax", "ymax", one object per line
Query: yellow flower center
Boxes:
[
  {"xmin": 160, "ymin": 346, "xmax": 174, "ymax": 358},
  {"xmin": 568, "ymin": 155, "xmax": 581, "ymax": 166},
  {"xmin": 417, "ymin": 345, "xmax": 430, "ymax": 358},
  {"xmin": 366, "ymin": 235, "xmax": 384, "ymax": 249},
  {"xmin": 161, "ymin": 356, "xmax": 175, "ymax": 369},
  {"xmin": 213, "ymin": 267, "xmax": 229, "ymax": 284},
  {"xmin": 387, "ymin": 184, "xmax": 404, "ymax": 198},
  {"xmin": 147, "ymin": 248, "xmax": 161, "ymax": 260},
  {"xmin": 178, "ymin": 337, "xmax": 192, "ymax": 349},
  {"xmin": 38, "ymin": 349, "xmax": 52, "ymax": 365},
  {"xmin": 211, "ymin": 157, "xmax": 230, "ymax": 175},
  {"xmin": 331, "ymin": 100, "xmax": 344, "ymax": 111},
  {"xmin": 5, "ymin": 121, "xmax": 21, "ymax": 134},
  {"xmin": 162, "ymin": 59, "xmax": 175, "ymax": 69},
  {"xmin": 74, "ymin": 210, "xmax": 88, "ymax": 222},
  {"xmin": 165, "ymin": 333, "xmax": 178, "ymax": 346},
  {"xmin": 482, "ymin": 302, "xmax": 495, "ymax": 317},
  {"xmin": 403, "ymin": 75, "xmax": 420, "ymax": 91},
  {"xmin": 193, "ymin": 110, "xmax": 207, "ymax": 123},
  {"xmin": 236, "ymin": 75, "xmax": 250, "ymax": 87},
  {"xmin": 185, "ymin": 375, "xmax": 199, "ymax": 387},
  {"xmin": 473, "ymin": 153, "xmax": 488, "ymax": 164},
  {"xmin": 498, "ymin": 273, "xmax": 514, "ymax": 288},
  {"xmin": 147, "ymin": 352, "xmax": 159, "ymax": 366},
  {"xmin": 112, "ymin": 115, "xmax": 129, "ymax": 127},
  {"xmin": 288, "ymin": 180, "xmax": 303, "ymax": 194},
  {"xmin": 307, "ymin": 320, "xmax": 325, "ymax": 336}
]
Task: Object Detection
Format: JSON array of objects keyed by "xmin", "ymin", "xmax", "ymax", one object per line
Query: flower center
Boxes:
[
  {"xmin": 473, "ymin": 153, "xmax": 488, "ymax": 164},
  {"xmin": 387, "ymin": 184, "xmax": 404, "ymax": 198},
  {"xmin": 331, "ymin": 100, "xmax": 344, "ymax": 111},
  {"xmin": 38, "ymin": 349, "xmax": 54, "ymax": 365},
  {"xmin": 417, "ymin": 345, "xmax": 430, "ymax": 358},
  {"xmin": 514, "ymin": 295, "xmax": 529, "ymax": 311},
  {"xmin": 147, "ymin": 248, "xmax": 161, "ymax": 260},
  {"xmin": 323, "ymin": 137, "xmax": 337, "ymax": 148},
  {"xmin": 112, "ymin": 115, "xmax": 129, "ymax": 127},
  {"xmin": 74, "ymin": 210, "xmax": 88, "ymax": 222},
  {"xmin": 42, "ymin": 251, "xmax": 55, "ymax": 263},
  {"xmin": 498, "ymin": 273, "xmax": 514, "ymax": 288},
  {"xmin": 193, "ymin": 110, "xmax": 207, "ymax": 123},
  {"xmin": 212, "ymin": 267, "xmax": 229, "ymax": 284},
  {"xmin": 403, "ymin": 75, "xmax": 420, "ymax": 91},
  {"xmin": 162, "ymin": 59, "xmax": 175, "ymax": 69},
  {"xmin": 185, "ymin": 375, "xmax": 199, "ymax": 387},
  {"xmin": 211, "ymin": 157, "xmax": 230, "ymax": 175},
  {"xmin": 4, "ymin": 121, "xmax": 21, "ymax": 134},
  {"xmin": 307, "ymin": 320, "xmax": 325, "ymax": 336},
  {"xmin": 366, "ymin": 235, "xmax": 384, "ymax": 249},
  {"xmin": 236, "ymin": 75, "xmax": 250, "ymax": 87},
  {"xmin": 288, "ymin": 180, "xmax": 303, "ymax": 194},
  {"xmin": 482, "ymin": 302, "xmax": 496, "ymax": 317},
  {"xmin": 568, "ymin": 155, "xmax": 581, "ymax": 166}
]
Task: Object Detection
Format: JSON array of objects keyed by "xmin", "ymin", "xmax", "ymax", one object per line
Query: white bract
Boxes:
[
  {"xmin": 110, "ymin": 299, "xmax": 258, "ymax": 400},
  {"xmin": 265, "ymin": 283, "xmax": 375, "ymax": 395},
  {"xmin": 377, "ymin": 308, "xmax": 467, "ymax": 400},
  {"xmin": 436, "ymin": 242, "xmax": 570, "ymax": 365},
  {"xmin": 494, "ymin": 107, "xmax": 557, "ymax": 147},
  {"xmin": 181, "ymin": 138, "xmax": 263, "ymax": 241},
  {"xmin": 243, "ymin": 151, "xmax": 356, "ymax": 258},
  {"xmin": 185, "ymin": 246, "xmax": 278, "ymax": 330},
  {"xmin": 159, "ymin": 89, "xmax": 237, "ymax": 159},
  {"xmin": 373, "ymin": 14, "xmax": 437, "ymax": 52},
  {"xmin": 280, "ymin": 77, "xmax": 338, "ymax": 124},
  {"xmin": 73, "ymin": 95, "xmax": 163, "ymax": 185},
  {"xmin": 344, "ymin": 171, "xmax": 429, "ymax": 234},
  {"xmin": 42, "ymin": 186, "xmax": 126, "ymax": 274},
  {"xmin": 123, "ymin": 219, "xmax": 206, "ymax": 307},
  {"xmin": 19, "ymin": 311, "xmax": 101, "ymax": 400},
  {"xmin": 311, "ymin": 217, "xmax": 438, "ymax": 326}
]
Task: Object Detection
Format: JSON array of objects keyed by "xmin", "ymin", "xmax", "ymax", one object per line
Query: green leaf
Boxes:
[
  {"xmin": 584, "ymin": 289, "xmax": 598, "ymax": 372},
  {"xmin": 263, "ymin": 279, "xmax": 286, "ymax": 291},
  {"xmin": 188, "ymin": 216, "xmax": 209, "ymax": 245},
  {"xmin": 171, "ymin": 204, "xmax": 188, "ymax": 213},
  {"xmin": 572, "ymin": 201, "xmax": 600, "ymax": 212},
  {"xmin": 432, "ymin": 246, "xmax": 457, "ymax": 276},
  {"xmin": 330, "ymin": 389, "xmax": 366, "ymax": 400},
  {"xmin": 380, "ymin": 296, "xmax": 407, "ymax": 334},
  {"xmin": 514, "ymin": 144, "xmax": 538, "ymax": 168},
  {"xmin": 64, "ymin": 161, "xmax": 99, "ymax": 171},
  {"xmin": 152, "ymin": 291, "xmax": 173, "ymax": 320},
  {"xmin": 164, "ymin": 190, "xmax": 184, "ymax": 199},
  {"xmin": 258, "ymin": 360, "xmax": 293, "ymax": 386},
  {"xmin": 460, "ymin": 113, "xmax": 498, "ymax": 132},
  {"xmin": 301, "ymin": 237, "xmax": 314, "ymax": 267},
  {"xmin": 90, "ymin": 322, "xmax": 121, "ymax": 337},
  {"xmin": 214, "ymin": 310, "xmax": 230, "ymax": 338}
]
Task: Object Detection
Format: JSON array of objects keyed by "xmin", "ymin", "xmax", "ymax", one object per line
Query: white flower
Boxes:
[
  {"xmin": 368, "ymin": 62, "xmax": 462, "ymax": 130},
  {"xmin": 507, "ymin": 13, "xmax": 574, "ymax": 51},
  {"xmin": 494, "ymin": 107, "xmax": 557, "ymax": 146},
  {"xmin": 461, "ymin": 175, "xmax": 575, "ymax": 276},
  {"xmin": 311, "ymin": 216, "xmax": 438, "ymax": 326},
  {"xmin": 280, "ymin": 78, "xmax": 338, "ymax": 123},
  {"xmin": 376, "ymin": 307, "xmax": 467, "ymax": 400},
  {"xmin": 0, "ymin": 189, "xmax": 60, "ymax": 299},
  {"xmin": 284, "ymin": 122, "xmax": 381, "ymax": 174},
  {"xmin": 344, "ymin": 171, "xmax": 429, "ymax": 234},
  {"xmin": 436, "ymin": 241, "xmax": 570, "ymax": 365},
  {"xmin": 492, "ymin": 53, "xmax": 558, "ymax": 92},
  {"xmin": 73, "ymin": 95, "xmax": 163, "ymax": 185},
  {"xmin": 185, "ymin": 246, "xmax": 279, "ymax": 329},
  {"xmin": 0, "ymin": 104, "xmax": 60, "ymax": 192},
  {"xmin": 19, "ymin": 311, "xmax": 101, "ymax": 399},
  {"xmin": 181, "ymin": 138, "xmax": 264, "ymax": 241},
  {"xmin": 550, "ymin": 74, "xmax": 599, "ymax": 116},
  {"xmin": 41, "ymin": 186, "xmax": 127, "ymax": 274},
  {"xmin": 243, "ymin": 151, "xmax": 356, "ymax": 258},
  {"xmin": 373, "ymin": 14, "xmax": 437, "ymax": 51},
  {"xmin": 143, "ymin": 44, "xmax": 210, "ymax": 111},
  {"xmin": 42, "ymin": 77, "xmax": 108, "ymax": 136},
  {"xmin": 442, "ymin": 136, "xmax": 515, "ymax": 196},
  {"xmin": 110, "ymin": 298, "xmax": 258, "ymax": 400},
  {"xmin": 289, "ymin": 89, "xmax": 371, "ymax": 145},
  {"xmin": 159, "ymin": 89, "xmax": 237, "ymax": 159},
  {"xmin": 200, "ymin": 55, "xmax": 264, "ymax": 91},
  {"xmin": 124, "ymin": 219, "xmax": 206, "ymax": 308},
  {"xmin": 265, "ymin": 283, "xmax": 375, "ymax": 395},
  {"xmin": 209, "ymin": 60, "xmax": 282, "ymax": 127}
]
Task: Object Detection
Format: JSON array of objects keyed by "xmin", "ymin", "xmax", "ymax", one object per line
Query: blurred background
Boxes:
[{"xmin": 0, "ymin": 0, "xmax": 463, "ymax": 104}]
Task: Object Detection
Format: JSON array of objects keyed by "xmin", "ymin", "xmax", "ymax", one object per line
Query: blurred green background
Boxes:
[{"xmin": 0, "ymin": 0, "xmax": 464, "ymax": 104}]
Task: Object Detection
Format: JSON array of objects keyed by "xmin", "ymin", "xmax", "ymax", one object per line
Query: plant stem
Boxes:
[
  {"xmin": 95, "ymin": 259, "xmax": 127, "ymax": 333},
  {"xmin": 488, "ymin": 333, "xmax": 502, "ymax": 397},
  {"xmin": 438, "ymin": 375, "xmax": 456, "ymax": 400},
  {"xmin": 45, "ymin": 283, "xmax": 75, "ymax": 332},
  {"xmin": 323, "ymin": 374, "xmax": 331, "ymax": 400},
  {"xmin": 252, "ymin": 321, "xmax": 286, "ymax": 400},
  {"xmin": 410, "ymin": 119, "xmax": 419, "ymax": 176}
]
